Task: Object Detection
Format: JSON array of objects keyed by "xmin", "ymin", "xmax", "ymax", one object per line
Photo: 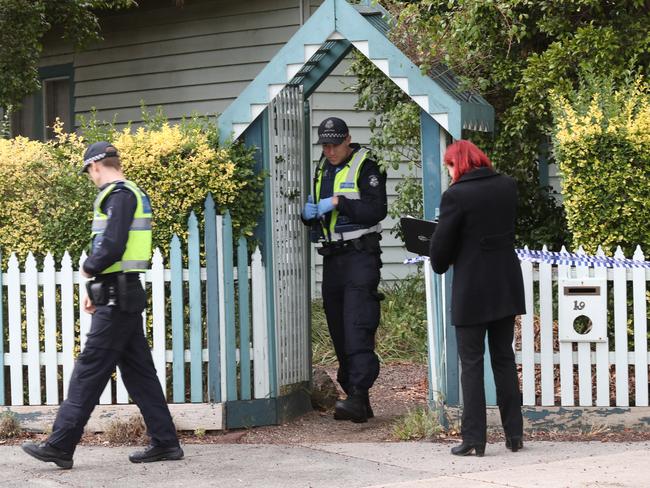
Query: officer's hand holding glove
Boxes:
[
  {"xmin": 317, "ymin": 197, "xmax": 336, "ymax": 218},
  {"xmin": 302, "ymin": 196, "xmax": 318, "ymax": 220}
]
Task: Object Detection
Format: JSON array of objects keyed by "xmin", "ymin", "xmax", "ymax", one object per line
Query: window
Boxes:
[{"xmin": 11, "ymin": 64, "xmax": 73, "ymax": 140}]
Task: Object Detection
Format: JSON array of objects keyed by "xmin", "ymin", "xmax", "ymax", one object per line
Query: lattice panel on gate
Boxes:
[{"xmin": 268, "ymin": 86, "xmax": 310, "ymax": 387}]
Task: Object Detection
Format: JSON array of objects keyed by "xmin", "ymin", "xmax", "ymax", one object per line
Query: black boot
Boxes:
[
  {"xmin": 22, "ymin": 441, "xmax": 73, "ymax": 469},
  {"xmin": 505, "ymin": 436, "xmax": 523, "ymax": 452},
  {"xmin": 334, "ymin": 387, "xmax": 369, "ymax": 423},
  {"xmin": 366, "ymin": 397, "xmax": 374, "ymax": 419},
  {"xmin": 451, "ymin": 441, "xmax": 486, "ymax": 457}
]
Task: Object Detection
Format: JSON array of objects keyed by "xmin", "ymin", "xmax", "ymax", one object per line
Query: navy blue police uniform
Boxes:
[
  {"xmin": 302, "ymin": 119, "xmax": 387, "ymax": 423},
  {"xmin": 22, "ymin": 142, "xmax": 181, "ymax": 469}
]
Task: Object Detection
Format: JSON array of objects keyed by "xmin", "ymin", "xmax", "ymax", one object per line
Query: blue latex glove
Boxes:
[
  {"xmin": 302, "ymin": 195, "xmax": 318, "ymax": 220},
  {"xmin": 317, "ymin": 197, "xmax": 335, "ymax": 218}
]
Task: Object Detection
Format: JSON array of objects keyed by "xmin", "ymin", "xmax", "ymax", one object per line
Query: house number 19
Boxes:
[{"xmin": 573, "ymin": 300, "xmax": 586, "ymax": 311}]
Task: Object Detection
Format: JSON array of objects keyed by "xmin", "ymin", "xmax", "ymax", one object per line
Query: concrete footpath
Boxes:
[{"xmin": 2, "ymin": 441, "xmax": 649, "ymax": 488}]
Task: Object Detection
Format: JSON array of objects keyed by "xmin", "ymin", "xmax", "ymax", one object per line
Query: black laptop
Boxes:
[{"xmin": 400, "ymin": 217, "xmax": 437, "ymax": 256}]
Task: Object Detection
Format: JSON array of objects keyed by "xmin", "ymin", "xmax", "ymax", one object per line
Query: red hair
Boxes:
[{"xmin": 443, "ymin": 140, "xmax": 493, "ymax": 182}]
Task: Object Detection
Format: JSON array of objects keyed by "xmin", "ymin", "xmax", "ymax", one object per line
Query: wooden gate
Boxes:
[{"xmin": 268, "ymin": 86, "xmax": 310, "ymax": 389}]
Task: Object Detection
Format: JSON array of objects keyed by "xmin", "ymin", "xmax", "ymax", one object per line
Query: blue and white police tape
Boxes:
[{"xmin": 404, "ymin": 249, "xmax": 650, "ymax": 269}]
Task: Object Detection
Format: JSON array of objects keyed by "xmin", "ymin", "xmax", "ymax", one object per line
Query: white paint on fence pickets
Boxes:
[
  {"xmin": 575, "ymin": 248, "xmax": 592, "ymax": 406},
  {"xmin": 8, "ymin": 254, "xmax": 23, "ymax": 405},
  {"xmin": 538, "ymin": 245, "xmax": 555, "ymax": 406},
  {"xmin": 252, "ymin": 248, "xmax": 270, "ymax": 398},
  {"xmin": 513, "ymin": 245, "xmax": 649, "ymax": 408},
  {"xmin": 613, "ymin": 247, "xmax": 629, "ymax": 407},
  {"xmin": 26, "ymin": 253, "xmax": 40, "ymax": 405},
  {"xmin": 633, "ymin": 246, "xmax": 648, "ymax": 406},
  {"xmin": 594, "ymin": 247, "xmax": 609, "ymax": 407},
  {"xmin": 151, "ymin": 249, "xmax": 166, "ymax": 396},
  {"xmin": 43, "ymin": 253, "xmax": 58, "ymax": 405},
  {"xmin": 557, "ymin": 246, "xmax": 574, "ymax": 406},
  {"xmin": 2, "ymin": 245, "xmax": 270, "ymax": 407},
  {"xmin": 60, "ymin": 252, "xmax": 75, "ymax": 400},
  {"xmin": 520, "ymin": 248, "xmax": 535, "ymax": 405}
]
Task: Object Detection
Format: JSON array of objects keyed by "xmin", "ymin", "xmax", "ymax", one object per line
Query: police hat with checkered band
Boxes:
[
  {"xmin": 317, "ymin": 117, "xmax": 349, "ymax": 144},
  {"xmin": 80, "ymin": 141, "xmax": 119, "ymax": 174}
]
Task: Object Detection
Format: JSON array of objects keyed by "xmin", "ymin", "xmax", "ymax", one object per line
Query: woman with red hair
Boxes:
[{"xmin": 429, "ymin": 139, "xmax": 525, "ymax": 457}]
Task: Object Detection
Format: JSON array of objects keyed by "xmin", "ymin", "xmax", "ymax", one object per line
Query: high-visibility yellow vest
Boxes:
[
  {"xmin": 315, "ymin": 148, "xmax": 381, "ymax": 240},
  {"xmin": 90, "ymin": 180, "xmax": 152, "ymax": 274}
]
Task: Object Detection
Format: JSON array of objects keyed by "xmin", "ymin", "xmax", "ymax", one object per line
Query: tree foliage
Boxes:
[
  {"xmin": 0, "ymin": 0, "xmax": 137, "ymax": 110},
  {"xmin": 352, "ymin": 0, "xmax": 650, "ymax": 249}
]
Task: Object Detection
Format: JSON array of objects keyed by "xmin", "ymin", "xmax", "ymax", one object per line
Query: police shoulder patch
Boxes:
[{"xmin": 368, "ymin": 174, "xmax": 380, "ymax": 187}]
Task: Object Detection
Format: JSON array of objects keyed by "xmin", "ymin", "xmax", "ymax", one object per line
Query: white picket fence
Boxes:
[
  {"xmin": 517, "ymin": 246, "xmax": 649, "ymax": 407},
  {"xmin": 1, "ymin": 247, "xmax": 270, "ymax": 407}
]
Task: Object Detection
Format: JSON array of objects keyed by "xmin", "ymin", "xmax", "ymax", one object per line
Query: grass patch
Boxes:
[
  {"xmin": 312, "ymin": 270, "xmax": 428, "ymax": 365},
  {"xmin": 392, "ymin": 407, "xmax": 443, "ymax": 441},
  {"xmin": 0, "ymin": 412, "xmax": 21, "ymax": 439},
  {"xmin": 103, "ymin": 415, "xmax": 146, "ymax": 445}
]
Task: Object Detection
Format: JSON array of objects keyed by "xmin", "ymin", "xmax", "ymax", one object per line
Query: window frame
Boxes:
[{"xmin": 12, "ymin": 63, "xmax": 74, "ymax": 140}]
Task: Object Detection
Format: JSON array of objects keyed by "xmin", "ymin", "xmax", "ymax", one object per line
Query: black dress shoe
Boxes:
[
  {"xmin": 129, "ymin": 445, "xmax": 184, "ymax": 463},
  {"xmin": 333, "ymin": 387, "xmax": 369, "ymax": 423},
  {"xmin": 22, "ymin": 441, "xmax": 73, "ymax": 469},
  {"xmin": 450, "ymin": 441, "xmax": 486, "ymax": 457},
  {"xmin": 505, "ymin": 436, "xmax": 523, "ymax": 452}
]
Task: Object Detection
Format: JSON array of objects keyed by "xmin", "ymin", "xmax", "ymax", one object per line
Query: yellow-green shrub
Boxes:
[
  {"xmin": 0, "ymin": 128, "xmax": 94, "ymax": 260},
  {"xmin": 114, "ymin": 123, "xmax": 242, "ymax": 255},
  {"xmin": 551, "ymin": 78, "xmax": 650, "ymax": 255},
  {"xmin": 0, "ymin": 114, "xmax": 263, "ymax": 262}
]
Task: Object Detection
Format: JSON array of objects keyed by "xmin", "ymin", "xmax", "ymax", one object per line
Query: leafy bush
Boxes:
[
  {"xmin": 0, "ymin": 109, "xmax": 264, "ymax": 261},
  {"xmin": 312, "ymin": 271, "xmax": 428, "ymax": 364},
  {"xmin": 0, "ymin": 128, "xmax": 94, "ymax": 260},
  {"xmin": 551, "ymin": 77, "xmax": 650, "ymax": 255}
]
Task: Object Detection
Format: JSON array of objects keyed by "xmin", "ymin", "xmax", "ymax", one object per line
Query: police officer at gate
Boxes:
[
  {"xmin": 302, "ymin": 117, "xmax": 387, "ymax": 423},
  {"xmin": 22, "ymin": 142, "xmax": 183, "ymax": 469}
]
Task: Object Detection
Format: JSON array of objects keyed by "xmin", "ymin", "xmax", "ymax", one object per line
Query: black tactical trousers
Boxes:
[
  {"xmin": 455, "ymin": 315, "xmax": 523, "ymax": 444},
  {"xmin": 48, "ymin": 305, "xmax": 179, "ymax": 454},
  {"xmin": 322, "ymin": 248, "xmax": 382, "ymax": 392}
]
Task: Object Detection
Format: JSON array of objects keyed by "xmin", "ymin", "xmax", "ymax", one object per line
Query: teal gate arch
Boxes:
[{"xmin": 218, "ymin": 0, "xmax": 496, "ymax": 424}]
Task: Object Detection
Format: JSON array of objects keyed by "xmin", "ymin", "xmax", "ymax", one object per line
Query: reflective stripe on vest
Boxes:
[
  {"xmin": 91, "ymin": 180, "xmax": 152, "ymax": 274},
  {"xmin": 315, "ymin": 148, "xmax": 379, "ymax": 240}
]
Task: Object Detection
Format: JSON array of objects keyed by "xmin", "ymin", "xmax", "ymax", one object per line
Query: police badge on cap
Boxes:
[{"xmin": 317, "ymin": 117, "xmax": 349, "ymax": 144}]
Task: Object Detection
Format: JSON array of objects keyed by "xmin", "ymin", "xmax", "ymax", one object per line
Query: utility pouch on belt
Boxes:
[
  {"xmin": 117, "ymin": 273, "xmax": 147, "ymax": 314},
  {"xmin": 86, "ymin": 280, "xmax": 108, "ymax": 306}
]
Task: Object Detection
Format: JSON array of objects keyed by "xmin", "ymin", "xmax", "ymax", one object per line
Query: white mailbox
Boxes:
[{"xmin": 558, "ymin": 278, "xmax": 607, "ymax": 342}]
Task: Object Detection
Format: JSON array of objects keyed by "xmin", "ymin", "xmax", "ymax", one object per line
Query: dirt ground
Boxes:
[
  {"xmin": 237, "ymin": 362, "xmax": 429, "ymax": 444},
  {"xmin": 6, "ymin": 361, "xmax": 650, "ymax": 447}
]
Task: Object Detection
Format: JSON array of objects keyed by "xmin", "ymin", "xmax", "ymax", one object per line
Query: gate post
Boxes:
[{"xmin": 420, "ymin": 111, "xmax": 457, "ymax": 421}]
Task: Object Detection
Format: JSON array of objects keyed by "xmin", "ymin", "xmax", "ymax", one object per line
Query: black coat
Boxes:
[{"xmin": 429, "ymin": 167, "xmax": 526, "ymax": 326}]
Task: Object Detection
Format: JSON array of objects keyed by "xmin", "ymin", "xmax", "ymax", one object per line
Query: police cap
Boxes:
[
  {"xmin": 317, "ymin": 117, "xmax": 349, "ymax": 144},
  {"xmin": 80, "ymin": 141, "xmax": 119, "ymax": 174}
]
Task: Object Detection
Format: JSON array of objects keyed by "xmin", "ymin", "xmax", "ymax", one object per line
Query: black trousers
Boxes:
[
  {"xmin": 321, "ymin": 248, "xmax": 381, "ymax": 392},
  {"xmin": 455, "ymin": 316, "xmax": 523, "ymax": 444},
  {"xmin": 48, "ymin": 305, "xmax": 179, "ymax": 454}
]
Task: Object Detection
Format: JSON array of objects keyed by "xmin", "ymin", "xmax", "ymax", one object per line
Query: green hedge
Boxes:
[
  {"xmin": 0, "ymin": 111, "xmax": 264, "ymax": 262},
  {"xmin": 551, "ymin": 78, "xmax": 650, "ymax": 255}
]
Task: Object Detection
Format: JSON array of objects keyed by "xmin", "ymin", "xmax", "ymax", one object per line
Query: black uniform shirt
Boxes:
[{"xmin": 83, "ymin": 181, "xmax": 136, "ymax": 277}]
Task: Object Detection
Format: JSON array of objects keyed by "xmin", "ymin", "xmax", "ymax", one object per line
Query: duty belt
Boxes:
[{"xmin": 318, "ymin": 232, "xmax": 381, "ymax": 256}]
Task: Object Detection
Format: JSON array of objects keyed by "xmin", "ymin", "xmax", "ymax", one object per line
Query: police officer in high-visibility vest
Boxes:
[
  {"xmin": 22, "ymin": 142, "xmax": 182, "ymax": 469},
  {"xmin": 302, "ymin": 118, "xmax": 387, "ymax": 423}
]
